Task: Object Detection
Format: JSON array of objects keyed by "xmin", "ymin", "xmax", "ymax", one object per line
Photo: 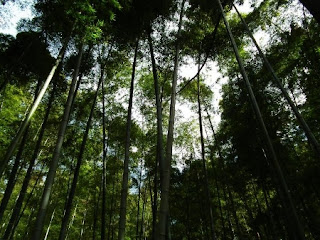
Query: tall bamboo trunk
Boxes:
[
  {"xmin": 250, "ymin": 182, "xmax": 270, "ymax": 239},
  {"xmin": 262, "ymin": 181, "xmax": 277, "ymax": 240},
  {"xmin": 118, "ymin": 40, "xmax": 139, "ymax": 240},
  {"xmin": 44, "ymin": 209, "xmax": 56, "ymax": 240},
  {"xmin": 0, "ymin": 77, "xmax": 42, "ymax": 223},
  {"xmin": 0, "ymin": 125, "xmax": 29, "ymax": 223},
  {"xmin": 135, "ymin": 158, "xmax": 143, "ymax": 240},
  {"xmin": 233, "ymin": 4, "xmax": 320, "ymax": 157},
  {"xmin": 3, "ymin": 74, "xmax": 57, "ymax": 239},
  {"xmin": 101, "ymin": 67, "xmax": 108, "ymax": 240},
  {"xmin": 139, "ymin": 187, "xmax": 147, "ymax": 240},
  {"xmin": 31, "ymin": 41, "xmax": 84, "ymax": 240},
  {"xmin": 58, "ymin": 65, "xmax": 103, "ymax": 240},
  {"xmin": 65, "ymin": 202, "xmax": 78, "ymax": 240},
  {"xmin": 0, "ymin": 35, "xmax": 71, "ymax": 178},
  {"xmin": 93, "ymin": 183, "xmax": 102, "ymax": 240},
  {"xmin": 147, "ymin": 30, "xmax": 164, "ymax": 240},
  {"xmin": 209, "ymin": 150, "xmax": 226, "ymax": 239},
  {"xmin": 79, "ymin": 206, "xmax": 88, "ymax": 240},
  {"xmin": 10, "ymin": 164, "xmax": 45, "ymax": 239},
  {"xmin": 158, "ymin": 1, "xmax": 185, "ymax": 239},
  {"xmin": 108, "ymin": 166, "xmax": 118, "ymax": 240},
  {"xmin": 107, "ymin": 173, "xmax": 116, "ymax": 240},
  {"xmin": 196, "ymin": 170, "xmax": 210, "ymax": 240},
  {"xmin": 196, "ymin": 54, "xmax": 217, "ymax": 240},
  {"xmin": 215, "ymin": 0, "xmax": 305, "ymax": 238},
  {"xmin": 205, "ymin": 106, "xmax": 235, "ymax": 239}
]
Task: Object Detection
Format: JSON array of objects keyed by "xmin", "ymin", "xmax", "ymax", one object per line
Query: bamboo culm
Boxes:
[
  {"xmin": 147, "ymin": 30, "xmax": 163, "ymax": 239},
  {"xmin": 101, "ymin": 67, "xmax": 107, "ymax": 240},
  {"xmin": 196, "ymin": 53, "xmax": 217, "ymax": 240},
  {"xmin": 158, "ymin": 1, "xmax": 186, "ymax": 239},
  {"xmin": 233, "ymin": 4, "xmax": 320, "ymax": 158},
  {"xmin": 0, "ymin": 35, "xmax": 71, "ymax": 178},
  {"xmin": 31, "ymin": 41, "xmax": 84, "ymax": 240},
  {"xmin": 58, "ymin": 63, "xmax": 104, "ymax": 240},
  {"xmin": 215, "ymin": 0, "xmax": 305, "ymax": 238},
  {"xmin": 3, "ymin": 79, "xmax": 56, "ymax": 239},
  {"xmin": 118, "ymin": 40, "xmax": 139, "ymax": 240}
]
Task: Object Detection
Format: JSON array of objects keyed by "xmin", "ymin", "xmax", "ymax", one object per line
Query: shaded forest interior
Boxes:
[{"xmin": 1, "ymin": 0, "xmax": 320, "ymax": 239}]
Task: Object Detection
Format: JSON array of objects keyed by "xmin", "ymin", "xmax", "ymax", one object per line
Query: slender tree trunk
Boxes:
[
  {"xmin": 147, "ymin": 29, "xmax": 164, "ymax": 240},
  {"xmin": 209, "ymin": 150, "xmax": 226, "ymax": 240},
  {"xmin": 262, "ymin": 181, "xmax": 277, "ymax": 240},
  {"xmin": 21, "ymin": 207, "xmax": 36, "ymax": 239},
  {"xmin": 3, "ymin": 75, "xmax": 57, "ymax": 239},
  {"xmin": 135, "ymin": 159, "xmax": 143, "ymax": 240},
  {"xmin": 205, "ymin": 106, "xmax": 235, "ymax": 239},
  {"xmin": 65, "ymin": 202, "xmax": 78, "ymax": 240},
  {"xmin": 223, "ymin": 185, "xmax": 235, "ymax": 239},
  {"xmin": 44, "ymin": 209, "xmax": 56, "ymax": 240},
  {"xmin": 239, "ymin": 193, "xmax": 260, "ymax": 239},
  {"xmin": 227, "ymin": 187, "xmax": 242, "ymax": 237},
  {"xmin": 107, "ymin": 173, "xmax": 116, "ymax": 240},
  {"xmin": 0, "ymin": 124, "xmax": 29, "ymax": 223},
  {"xmin": 118, "ymin": 40, "xmax": 139, "ymax": 240},
  {"xmin": 147, "ymin": 173, "xmax": 156, "ymax": 240},
  {"xmin": 139, "ymin": 187, "xmax": 147, "ymax": 240},
  {"xmin": 233, "ymin": 4, "xmax": 320, "ymax": 157},
  {"xmin": 58, "ymin": 63, "xmax": 103, "ymax": 240},
  {"xmin": 102, "ymin": 67, "xmax": 108, "ymax": 240},
  {"xmin": 158, "ymin": 1, "xmax": 185, "ymax": 239},
  {"xmin": 215, "ymin": 0, "xmax": 305, "ymax": 238},
  {"xmin": 0, "ymin": 35, "xmax": 71, "ymax": 178},
  {"xmin": 196, "ymin": 53, "xmax": 217, "ymax": 240},
  {"xmin": 31, "ymin": 41, "xmax": 84, "ymax": 240},
  {"xmin": 79, "ymin": 207, "xmax": 88, "ymax": 240},
  {"xmin": 250, "ymin": 182, "xmax": 270, "ymax": 239},
  {"xmin": 152, "ymin": 160, "xmax": 158, "ymax": 240},
  {"xmin": 0, "ymin": 77, "xmax": 41, "ymax": 218},
  {"xmin": 10, "ymin": 164, "xmax": 45, "ymax": 239},
  {"xmin": 93, "ymin": 183, "xmax": 102, "ymax": 240},
  {"xmin": 196, "ymin": 171, "xmax": 210, "ymax": 240}
]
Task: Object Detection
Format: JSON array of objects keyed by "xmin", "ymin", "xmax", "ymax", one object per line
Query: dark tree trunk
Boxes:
[
  {"xmin": 31, "ymin": 42, "xmax": 84, "ymax": 240},
  {"xmin": 4, "ymin": 79, "xmax": 56, "ymax": 237},
  {"xmin": 0, "ymin": 35, "xmax": 70, "ymax": 178},
  {"xmin": 0, "ymin": 78, "xmax": 41, "ymax": 223},
  {"xmin": 233, "ymin": 4, "xmax": 320, "ymax": 157},
  {"xmin": 210, "ymin": 151, "xmax": 226, "ymax": 240},
  {"xmin": 102, "ymin": 70, "xmax": 107, "ymax": 240},
  {"xmin": 158, "ymin": 1, "xmax": 185, "ymax": 239},
  {"xmin": 108, "ymin": 173, "xmax": 116, "ymax": 240},
  {"xmin": 58, "ymin": 66, "xmax": 104, "ymax": 240},
  {"xmin": 216, "ymin": 0, "xmax": 305, "ymax": 238},
  {"xmin": 118, "ymin": 40, "xmax": 139, "ymax": 240},
  {"xmin": 196, "ymin": 53, "xmax": 217, "ymax": 240},
  {"xmin": 93, "ymin": 184, "xmax": 102, "ymax": 240},
  {"xmin": 139, "ymin": 187, "xmax": 147, "ymax": 240},
  {"xmin": 135, "ymin": 159, "xmax": 143, "ymax": 240},
  {"xmin": 147, "ymin": 29, "xmax": 164, "ymax": 240},
  {"xmin": 0, "ymin": 125, "xmax": 29, "ymax": 223},
  {"xmin": 44, "ymin": 208, "xmax": 55, "ymax": 240}
]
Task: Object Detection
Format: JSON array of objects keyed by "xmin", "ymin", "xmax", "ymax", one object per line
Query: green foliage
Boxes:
[{"xmin": 1, "ymin": 0, "xmax": 320, "ymax": 239}]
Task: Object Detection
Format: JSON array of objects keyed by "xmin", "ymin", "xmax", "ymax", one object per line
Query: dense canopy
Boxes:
[{"xmin": 0, "ymin": 0, "xmax": 320, "ymax": 239}]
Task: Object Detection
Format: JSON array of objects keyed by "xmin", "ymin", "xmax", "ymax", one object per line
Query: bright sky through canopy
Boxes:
[{"xmin": 0, "ymin": 0, "xmax": 34, "ymax": 36}]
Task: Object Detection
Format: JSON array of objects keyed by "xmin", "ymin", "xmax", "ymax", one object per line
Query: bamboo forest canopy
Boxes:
[{"xmin": 0, "ymin": 0, "xmax": 320, "ymax": 239}]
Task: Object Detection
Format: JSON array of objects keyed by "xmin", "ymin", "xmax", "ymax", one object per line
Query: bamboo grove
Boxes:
[{"xmin": 0, "ymin": 0, "xmax": 320, "ymax": 239}]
